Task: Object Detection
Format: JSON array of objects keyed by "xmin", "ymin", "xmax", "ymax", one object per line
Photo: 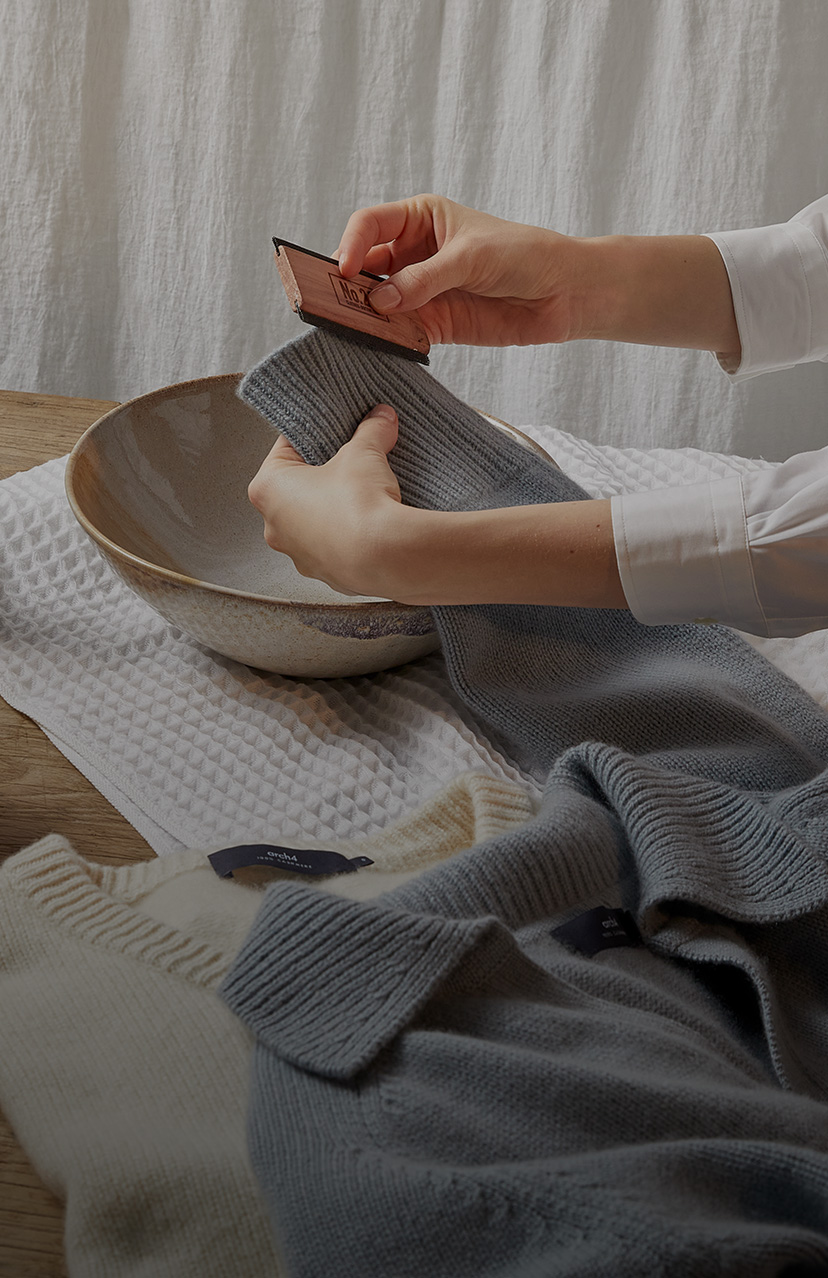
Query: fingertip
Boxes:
[
  {"xmin": 368, "ymin": 403, "xmax": 398, "ymax": 425},
  {"xmin": 335, "ymin": 245, "xmax": 354, "ymax": 277},
  {"xmin": 247, "ymin": 472, "xmax": 265, "ymax": 510},
  {"xmin": 384, "ymin": 244, "xmax": 464, "ymax": 314},
  {"xmin": 269, "ymin": 433, "xmax": 302, "ymax": 462},
  {"xmin": 354, "ymin": 403, "xmax": 398, "ymax": 450},
  {"xmin": 335, "ymin": 235, "xmax": 363, "ymax": 278},
  {"xmin": 368, "ymin": 282, "xmax": 401, "ymax": 313}
]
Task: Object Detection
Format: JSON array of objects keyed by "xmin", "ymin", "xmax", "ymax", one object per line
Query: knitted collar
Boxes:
[{"xmin": 3, "ymin": 836, "xmax": 233, "ymax": 988}]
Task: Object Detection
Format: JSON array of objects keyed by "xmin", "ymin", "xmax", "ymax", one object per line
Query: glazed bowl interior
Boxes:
[
  {"xmin": 67, "ymin": 374, "xmax": 385, "ymax": 607},
  {"xmin": 65, "ymin": 374, "xmax": 556, "ymax": 677}
]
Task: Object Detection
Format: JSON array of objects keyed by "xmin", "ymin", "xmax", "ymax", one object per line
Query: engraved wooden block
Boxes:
[{"xmin": 273, "ymin": 239, "xmax": 430, "ymax": 363}]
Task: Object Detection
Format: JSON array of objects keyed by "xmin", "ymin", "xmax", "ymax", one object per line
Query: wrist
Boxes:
[
  {"xmin": 369, "ymin": 504, "xmax": 444, "ymax": 603},
  {"xmin": 579, "ymin": 233, "xmax": 740, "ymax": 353},
  {"xmin": 553, "ymin": 235, "xmax": 625, "ymax": 344},
  {"xmin": 385, "ymin": 501, "xmax": 626, "ymax": 609}
]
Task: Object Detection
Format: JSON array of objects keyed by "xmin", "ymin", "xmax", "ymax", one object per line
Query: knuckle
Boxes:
[
  {"xmin": 404, "ymin": 260, "xmax": 434, "ymax": 294},
  {"xmin": 247, "ymin": 475, "xmax": 266, "ymax": 508}
]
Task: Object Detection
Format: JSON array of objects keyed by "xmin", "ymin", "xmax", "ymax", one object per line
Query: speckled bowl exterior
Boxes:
[{"xmin": 65, "ymin": 374, "xmax": 555, "ymax": 678}]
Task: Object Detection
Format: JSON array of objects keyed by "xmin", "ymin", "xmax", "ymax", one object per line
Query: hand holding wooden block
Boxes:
[{"xmin": 273, "ymin": 238, "xmax": 430, "ymax": 364}]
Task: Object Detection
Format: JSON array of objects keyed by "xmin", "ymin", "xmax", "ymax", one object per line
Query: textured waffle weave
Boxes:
[{"xmin": 2, "ymin": 397, "xmax": 826, "ymax": 855}]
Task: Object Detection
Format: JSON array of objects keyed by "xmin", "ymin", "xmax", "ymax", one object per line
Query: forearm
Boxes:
[
  {"xmin": 573, "ymin": 233, "xmax": 741, "ymax": 360},
  {"xmin": 339, "ymin": 195, "xmax": 741, "ymax": 357},
  {"xmin": 382, "ymin": 500, "xmax": 628, "ymax": 609}
]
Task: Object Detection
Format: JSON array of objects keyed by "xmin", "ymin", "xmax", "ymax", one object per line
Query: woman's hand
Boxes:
[
  {"xmin": 247, "ymin": 404, "xmax": 412, "ymax": 599},
  {"xmin": 335, "ymin": 193, "xmax": 740, "ymax": 358},
  {"xmin": 335, "ymin": 194, "xmax": 592, "ymax": 348},
  {"xmin": 248, "ymin": 402, "xmax": 626, "ymax": 611}
]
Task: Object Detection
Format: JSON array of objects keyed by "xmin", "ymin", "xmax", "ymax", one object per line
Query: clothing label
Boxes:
[
  {"xmin": 551, "ymin": 907, "xmax": 643, "ymax": 957},
  {"xmin": 208, "ymin": 844, "xmax": 374, "ymax": 879}
]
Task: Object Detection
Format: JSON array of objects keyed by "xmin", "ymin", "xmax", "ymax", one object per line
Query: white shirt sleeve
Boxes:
[
  {"xmin": 611, "ymin": 193, "xmax": 828, "ymax": 638},
  {"xmin": 612, "ymin": 448, "xmax": 828, "ymax": 638},
  {"xmin": 704, "ymin": 192, "xmax": 828, "ymax": 382}
]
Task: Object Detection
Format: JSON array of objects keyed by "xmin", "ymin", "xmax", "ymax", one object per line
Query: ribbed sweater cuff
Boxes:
[{"xmin": 239, "ymin": 329, "xmax": 586, "ymax": 513}]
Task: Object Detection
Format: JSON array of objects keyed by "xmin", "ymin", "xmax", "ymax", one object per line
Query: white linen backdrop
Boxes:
[{"xmin": 2, "ymin": 0, "xmax": 827, "ymax": 459}]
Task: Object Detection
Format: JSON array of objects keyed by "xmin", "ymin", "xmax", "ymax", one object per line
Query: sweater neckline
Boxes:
[{"xmin": 4, "ymin": 835, "xmax": 232, "ymax": 988}]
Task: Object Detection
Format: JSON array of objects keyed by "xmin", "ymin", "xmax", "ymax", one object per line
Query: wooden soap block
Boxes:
[{"xmin": 273, "ymin": 238, "xmax": 430, "ymax": 363}]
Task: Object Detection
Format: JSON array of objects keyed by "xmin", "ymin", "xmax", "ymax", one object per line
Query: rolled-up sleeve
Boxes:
[
  {"xmin": 612, "ymin": 447, "xmax": 828, "ymax": 638},
  {"xmin": 704, "ymin": 193, "xmax": 828, "ymax": 381}
]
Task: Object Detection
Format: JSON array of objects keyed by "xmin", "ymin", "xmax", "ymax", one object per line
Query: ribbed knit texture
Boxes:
[
  {"xmin": 0, "ymin": 836, "xmax": 281, "ymax": 1278},
  {"xmin": 0, "ymin": 773, "xmax": 530, "ymax": 1275},
  {"xmin": 225, "ymin": 331, "xmax": 828, "ymax": 1276}
]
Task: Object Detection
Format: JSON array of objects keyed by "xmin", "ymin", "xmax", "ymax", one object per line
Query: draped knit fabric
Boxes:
[
  {"xmin": 222, "ymin": 331, "xmax": 828, "ymax": 1276},
  {"xmin": 0, "ymin": 839, "xmax": 281, "ymax": 1278},
  {"xmin": 0, "ymin": 773, "xmax": 533, "ymax": 1276}
]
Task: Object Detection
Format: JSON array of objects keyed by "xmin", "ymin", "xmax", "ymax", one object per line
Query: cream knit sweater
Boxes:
[{"xmin": 0, "ymin": 770, "xmax": 532, "ymax": 1276}]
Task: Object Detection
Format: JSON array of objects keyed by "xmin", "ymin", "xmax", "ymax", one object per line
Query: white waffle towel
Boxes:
[{"xmin": 2, "ymin": 427, "xmax": 826, "ymax": 856}]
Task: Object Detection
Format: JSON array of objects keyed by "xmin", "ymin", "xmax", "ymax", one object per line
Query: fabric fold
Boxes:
[
  {"xmin": 0, "ymin": 835, "xmax": 281, "ymax": 1278},
  {"xmin": 239, "ymin": 333, "xmax": 575, "ymax": 515},
  {"xmin": 221, "ymin": 882, "xmax": 515, "ymax": 1079},
  {"xmin": 225, "ymin": 330, "xmax": 828, "ymax": 1275},
  {"xmin": 239, "ymin": 331, "xmax": 828, "ymax": 784}
]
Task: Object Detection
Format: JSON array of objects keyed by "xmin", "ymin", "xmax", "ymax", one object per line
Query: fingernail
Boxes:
[
  {"xmin": 369, "ymin": 282, "xmax": 401, "ymax": 312},
  {"xmin": 371, "ymin": 403, "xmax": 396, "ymax": 422}
]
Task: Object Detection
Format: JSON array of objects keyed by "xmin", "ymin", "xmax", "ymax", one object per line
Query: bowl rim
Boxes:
[
  {"xmin": 64, "ymin": 372, "xmax": 556, "ymax": 613},
  {"xmin": 65, "ymin": 373, "xmax": 421, "ymax": 614}
]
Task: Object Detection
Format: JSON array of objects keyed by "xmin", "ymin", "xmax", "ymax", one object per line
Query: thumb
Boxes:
[
  {"xmin": 266, "ymin": 432, "xmax": 305, "ymax": 464},
  {"xmin": 350, "ymin": 403, "xmax": 399, "ymax": 454},
  {"xmin": 369, "ymin": 242, "xmax": 470, "ymax": 313}
]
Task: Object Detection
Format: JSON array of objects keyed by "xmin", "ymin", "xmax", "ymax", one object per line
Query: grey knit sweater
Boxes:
[{"xmin": 222, "ymin": 331, "xmax": 828, "ymax": 1277}]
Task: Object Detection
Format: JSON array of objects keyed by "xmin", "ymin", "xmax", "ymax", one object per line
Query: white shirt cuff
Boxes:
[
  {"xmin": 704, "ymin": 198, "xmax": 828, "ymax": 382},
  {"xmin": 740, "ymin": 446, "xmax": 828, "ymax": 637},
  {"xmin": 611, "ymin": 478, "xmax": 767, "ymax": 633}
]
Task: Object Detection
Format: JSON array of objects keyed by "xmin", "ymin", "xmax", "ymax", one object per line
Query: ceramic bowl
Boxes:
[{"xmin": 65, "ymin": 374, "xmax": 557, "ymax": 678}]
